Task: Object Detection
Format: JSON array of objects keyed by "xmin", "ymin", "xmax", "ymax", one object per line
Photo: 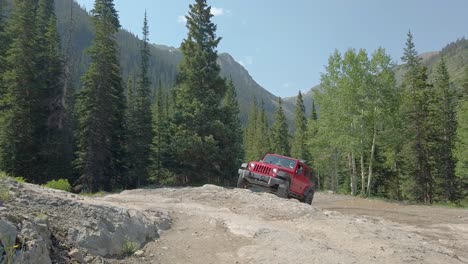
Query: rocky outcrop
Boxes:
[{"xmin": 0, "ymin": 178, "xmax": 171, "ymax": 263}]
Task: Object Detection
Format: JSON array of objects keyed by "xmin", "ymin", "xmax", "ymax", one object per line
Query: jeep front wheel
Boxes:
[
  {"xmin": 237, "ymin": 173, "xmax": 247, "ymax": 188},
  {"xmin": 304, "ymin": 190, "xmax": 314, "ymax": 205},
  {"xmin": 277, "ymin": 181, "xmax": 289, "ymax": 199}
]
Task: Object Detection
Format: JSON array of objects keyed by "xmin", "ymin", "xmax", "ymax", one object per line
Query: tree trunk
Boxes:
[
  {"xmin": 360, "ymin": 153, "xmax": 365, "ymax": 195},
  {"xmin": 366, "ymin": 128, "xmax": 377, "ymax": 196},
  {"xmin": 348, "ymin": 153, "xmax": 353, "ymax": 194},
  {"xmin": 352, "ymin": 152, "xmax": 357, "ymax": 196},
  {"xmin": 333, "ymin": 150, "xmax": 338, "ymax": 193},
  {"xmin": 394, "ymin": 159, "xmax": 401, "ymax": 200}
]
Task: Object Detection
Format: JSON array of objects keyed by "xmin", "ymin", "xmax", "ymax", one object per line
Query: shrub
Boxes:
[
  {"xmin": 122, "ymin": 237, "xmax": 139, "ymax": 255},
  {"xmin": 14, "ymin": 177, "xmax": 26, "ymax": 183},
  {"xmin": 44, "ymin": 179, "xmax": 71, "ymax": 192},
  {"xmin": 0, "ymin": 171, "xmax": 9, "ymax": 180},
  {"xmin": 0, "ymin": 186, "xmax": 11, "ymax": 204}
]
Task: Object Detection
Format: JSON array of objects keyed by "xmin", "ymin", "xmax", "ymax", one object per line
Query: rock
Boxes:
[
  {"xmin": 16, "ymin": 218, "xmax": 52, "ymax": 264},
  {"xmin": 0, "ymin": 219, "xmax": 17, "ymax": 249},
  {"xmin": 68, "ymin": 248, "xmax": 85, "ymax": 263},
  {"xmin": 33, "ymin": 215, "xmax": 52, "ymax": 248},
  {"xmin": 67, "ymin": 206, "xmax": 160, "ymax": 256},
  {"xmin": 134, "ymin": 250, "xmax": 144, "ymax": 257},
  {"xmin": 2, "ymin": 178, "xmax": 170, "ymax": 261},
  {"xmin": 84, "ymin": 255, "xmax": 95, "ymax": 263}
]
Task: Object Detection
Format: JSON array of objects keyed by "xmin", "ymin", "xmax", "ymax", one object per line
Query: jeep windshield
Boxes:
[{"xmin": 263, "ymin": 155, "xmax": 297, "ymax": 169}]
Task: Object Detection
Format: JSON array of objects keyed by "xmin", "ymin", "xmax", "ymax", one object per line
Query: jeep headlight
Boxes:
[
  {"xmin": 250, "ymin": 163, "xmax": 255, "ymax": 169},
  {"xmin": 273, "ymin": 168, "xmax": 278, "ymax": 174}
]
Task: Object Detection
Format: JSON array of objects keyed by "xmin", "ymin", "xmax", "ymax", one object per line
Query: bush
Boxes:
[
  {"xmin": 0, "ymin": 186, "xmax": 11, "ymax": 204},
  {"xmin": 14, "ymin": 177, "xmax": 26, "ymax": 183},
  {"xmin": 0, "ymin": 171, "xmax": 10, "ymax": 180},
  {"xmin": 44, "ymin": 179, "xmax": 71, "ymax": 192},
  {"xmin": 122, "ymin": 237, "xmax": 139, "ymax": 255}
]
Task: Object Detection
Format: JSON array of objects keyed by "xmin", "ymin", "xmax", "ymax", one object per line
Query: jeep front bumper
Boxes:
[{"xmin": 238, "ymin": 169, "xmax": 285, "ymax": 188}]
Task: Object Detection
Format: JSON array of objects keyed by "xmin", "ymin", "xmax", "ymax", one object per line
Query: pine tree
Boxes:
[
  {"xmin": 430, "ymin": 57, "xmax": 457, "ymax": 201},
  {"xmin": 0, "ymin": 0, "xmax": 7, "ymax": 104},
  {"xmin": 125, "ymin": 11, "xmax": 153, "ymax": 188},
  {"xmin": 36, "ymin": 0, "xmax": 71, "ymax": 181},
  {"xmin": 150, "ymin": 83, "xmax": 174, "ymax": 184},
  {"xmin": 74, "ymin": 0, "xmax": 126, "ymax": 192},
  {"xmin": 400, "ymin": 31, "xmax": 434, "ymax": 203},
  {"xmin": 291, "ymin": 91, "xmax": 309, "ymax": 161},
  {"xmin": 311, "ymin": 100, "xmax": 318, "ymax": 121},
  {"xmin": 454, "ymin": 67, "xmax": 468, "ymax": 199},
  {"xmin": 0, "ymin": 0, "xmax": 40, "ymax": 180},
  {"xmin": 271, "ymin": 98, "xmax": 290, "ymax": 156},
  {"xmin": 244, "ymin": 98, "xmax": 258, "ymax": 161},
  {"xmin": 306, "ymin": 99, "xmax": 318, "ymax": 165},
  {"xmin": 171, "ymin": 0, "xmax": 228, "ymax": 184},
  {"xmin": 254, "ymin": 100, "xmax": 271, "ymax": 158},
  {"xmin": 219, "ymin": 79, "xmax": 244, "ymax": 185}
]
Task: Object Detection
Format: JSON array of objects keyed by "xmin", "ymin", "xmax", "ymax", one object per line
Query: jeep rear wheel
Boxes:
[
  {"xmin": 277, "ymin": 181, "xmax": 289, "ymax": 199},
  {"xmin": 237, "ymin": 173, "xmax": 247, "ymax": 188},
  {"xmin": 304, "ymin": 190, "xmax": 314, "ymax": 205}
]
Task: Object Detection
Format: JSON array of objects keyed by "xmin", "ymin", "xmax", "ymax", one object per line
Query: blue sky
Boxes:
[{"xmin": 76, "ymin": 0, "xmax": 468, "ymax": 97}]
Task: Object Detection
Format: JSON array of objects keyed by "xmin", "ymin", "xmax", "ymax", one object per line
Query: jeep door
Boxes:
[{"xmin": 290, "ymin": 164, "xmax": 304, "ymax": 194}]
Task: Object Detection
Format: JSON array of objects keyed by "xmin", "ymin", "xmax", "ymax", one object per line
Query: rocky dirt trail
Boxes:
[
  {"xmin": 2, "ymin": 180, "xmax": 467, "ymax": 264},
  {"xmin": 98, "ymin": 186, "xmax": 468, "ymax": 264}
]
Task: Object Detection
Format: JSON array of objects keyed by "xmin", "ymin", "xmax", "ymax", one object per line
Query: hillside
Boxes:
[{"xmin": 53, "ymin": 0, "xmax": 292, "ymax": 124}]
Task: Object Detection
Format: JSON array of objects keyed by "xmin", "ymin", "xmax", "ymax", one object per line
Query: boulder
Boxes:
[{"xmin": 67, "ymin": 206, "xmax": 159, "ymax": 256}]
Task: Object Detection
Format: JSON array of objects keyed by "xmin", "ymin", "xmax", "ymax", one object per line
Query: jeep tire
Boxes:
[
  {"xmin": 277, "ymin": 181, "xmax": 289, "ymax": 199},
  {"xmin": 237, "ymin": 173, "xmax": 247, "ymax": 188},
  {"xmin": 304, "ymin": 190, "xmax": 314, "ymax": 205}
]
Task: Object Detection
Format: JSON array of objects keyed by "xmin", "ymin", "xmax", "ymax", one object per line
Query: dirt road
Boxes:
[{"xmin": 97, "ymin": 186, "xmax": 468, "ymax": 264}]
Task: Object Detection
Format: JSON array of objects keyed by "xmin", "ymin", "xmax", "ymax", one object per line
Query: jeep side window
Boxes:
[{"xmin": 297, "ymin": 165, "xmax": 303, "ymax": 175}]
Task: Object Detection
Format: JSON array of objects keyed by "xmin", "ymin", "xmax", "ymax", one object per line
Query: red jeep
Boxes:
[{"xmin": 237, "ymin": 153, "xmax": 317, "ymax": 204}]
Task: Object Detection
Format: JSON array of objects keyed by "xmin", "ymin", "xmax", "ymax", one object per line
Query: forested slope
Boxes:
[{"xmin": 54, "ymin": 0, "xmax": 287, "ymax": 124}]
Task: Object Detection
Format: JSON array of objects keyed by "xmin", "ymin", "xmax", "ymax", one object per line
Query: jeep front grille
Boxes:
[{"xmin": 253, "ymin": 164, "xmax": 272, "ymax": 175}]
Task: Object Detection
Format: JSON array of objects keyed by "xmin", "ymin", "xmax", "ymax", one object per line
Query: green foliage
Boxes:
[
  {"xmin": 125, "ymin": 12, "xmax": 153, "ymax": 188},
  {"xmin": 0, "ymin": 0, "xmax": 69, "ymax": 184},
  {"xmin": 0, "ymin": 186, "xmax": 11, "ymax": 203},
  {"xmin": 219, "ymin": 79, "xmax": 244, "ymax": 185},
  {"xmin": 122, "ymin": 237, "xmax": 139, "ymax": 255},
  {"xmin": 44, "ymin": 179, "xmax": 71, "ymax": 192},
  {"xmin": 400, "ymin": 32, "xmax": 435, "ymax": 203},
  {"xmin": 170, "ymin": 0, "xmax": 234, "ymax": 184},
  {"xmin": 270, "ymin": 98, "xmax": 290, "ymax": 156},
  {"xmin": 155, "ymin": 169, "xmax": 178, "ymax": 186},
  {"xmin": 429, "ymin": 58, "xmax": 458, "ymax": 201},
  {"xmin": 14, "ymin": 177, "xmax": 25, "ymax": 183},
  {"xmin": 454, "ymin": 67, "xmax": 468, "ymax": 199},
  {"xmin": 243, "ymin": 98, "xmax": 258, "ymax": 161},
  {"xmin": 0, "ymin": 0, "xmax": 7, "ymax": 102},
  {"xmin": 0, "ymin": 171, "xmax": 9, "ymax": 180},
  {"xmin": 291, "ymin": 91, "xmax": 309, "ymax": 161},
  {"xmin": 312, "ymin": 47, "xmax": 398, "ymax": 195},
  {"xmin": 0, "ymin": 0, "xmax": 40, "ymax": 182},
  {"xmin": 255, "ymin": 101, "xmax": 271, "ymax": 158},
  {"xmin": 310, "ymin": 32, "xmax": 464, "ymax": 203},
  {"xmin": 150, "ymin": 84, "xmax": 174, "ymax": 184}
]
